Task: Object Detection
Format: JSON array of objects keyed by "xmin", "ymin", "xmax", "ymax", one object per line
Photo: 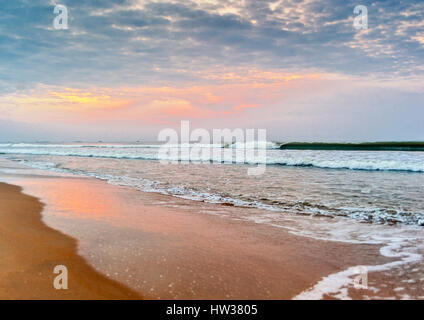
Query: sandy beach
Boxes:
[
  {"xmin": 0, "ymin": 182, "xmax": 140, "ymax": 299},
  {"xmin": 2, "ymin": 158, "xmax": 421, "ymax": 300}
]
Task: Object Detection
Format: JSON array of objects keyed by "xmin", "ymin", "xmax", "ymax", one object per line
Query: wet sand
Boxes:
[
  {"xmin": 0, "ymin": 172, "xmax": 399, "ymax": 299},
  {"xmin": 0, "ymin": 182, "xmax": 141, "ymax": 299}
]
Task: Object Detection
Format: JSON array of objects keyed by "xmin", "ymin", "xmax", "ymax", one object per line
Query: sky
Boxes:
[{"xmin": 0, "ymin": 0, "xmax": 423, "ymax": 142}]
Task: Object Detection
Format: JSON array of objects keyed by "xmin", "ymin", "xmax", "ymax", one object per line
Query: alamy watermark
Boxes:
[
  {"xmin": 53, "ymin": 265, "xmax": 68, "ymax": 290},
  {"xmin": 157, "ymin": 121, "xmax": 267, "ymax": 176},
  {"xmin": 353, "ymin": 5, "xmax": 368, "ymax": 30},
  {"xmin": 53, "ymin": 4, "xmax": 68, "ymax": 30},
  {"xmin": 352, "ymin": 266, "xmax": 368, "ymax": 290}
]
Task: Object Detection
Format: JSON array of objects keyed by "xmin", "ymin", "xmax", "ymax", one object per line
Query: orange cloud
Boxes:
[
  {"xmin": 0, "ymin": 68, "xmax": 327, "ymax": 124},
  {"xmin": 5, "ymin": 88, "xmax": 131, "ymax": 111}
]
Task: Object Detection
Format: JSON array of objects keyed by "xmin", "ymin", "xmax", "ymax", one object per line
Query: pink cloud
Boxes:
[{"xmin": 0, "ymin": 69, "xmax": 331, "ymax": 125}]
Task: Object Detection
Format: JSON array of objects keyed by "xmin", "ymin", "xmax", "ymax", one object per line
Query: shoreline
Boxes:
[
  {"xmin": 0, "ymin": 173, "xmax": 406, "ymax": 299},
  {"xmin": 0, "ymin": 182, "xmax": 141, "ymax": 300},
  {"xmin": 0, "ymin": 157, "xmax": 422, "ymax": 299}
]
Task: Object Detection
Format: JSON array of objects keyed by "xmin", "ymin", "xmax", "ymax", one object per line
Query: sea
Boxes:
[
  {"xmin": 0, "ymin": 141, "xmax": 423, "ymax": 226},
  {"xmin": 1, "ymin": 141, "xmax": 424, "ymax": 299}
]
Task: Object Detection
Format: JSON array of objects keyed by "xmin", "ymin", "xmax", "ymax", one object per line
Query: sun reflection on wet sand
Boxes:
[{"xmin": 1, "ymin": 174, "xmax": 402, "ymax": 299}]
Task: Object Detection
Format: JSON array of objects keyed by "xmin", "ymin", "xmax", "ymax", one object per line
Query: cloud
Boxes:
[
  {"xmin": 0, "ymin": 1, "xmax": 423, "ymax": 140},
  {"xmin": 0, "ymin": 69, "xmax": 323, "ymax": 122},
  {"xmin": 2, "ymin": 71, "xmax": 423, "ymax": 141},
  {"xmin": 0, "ymin": 0, "xmax": 423, "ymax": 94}
]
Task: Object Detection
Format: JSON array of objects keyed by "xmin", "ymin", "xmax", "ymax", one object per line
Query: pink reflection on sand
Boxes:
[{"xmin": 4, "ymin": 175, "xmax": 400, "ymax": 299}]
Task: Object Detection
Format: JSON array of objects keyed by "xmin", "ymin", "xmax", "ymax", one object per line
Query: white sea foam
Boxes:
[
  {"xmin": 3, "ymin": 148, "xmax": 423, "ymax": 226},
  {"xmin": 293, "ymin": 236, "xmax": 423, "ymax": 300},
  {"xmin": 230, "ymin": 141, "xmax": 280, "ymax": 149},
  {"xmin": 1, "ymin": 144, "xmax": 423, "ymax": 172}
]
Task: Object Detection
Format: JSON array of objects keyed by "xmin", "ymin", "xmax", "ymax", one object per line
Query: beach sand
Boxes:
[
  {"xmin": 0, "ymin": 169, "xmax": 406, "ymax": 299},
  {"xmin": 0, "ymin": 182, "xmax": 141, "ymax": 299}
]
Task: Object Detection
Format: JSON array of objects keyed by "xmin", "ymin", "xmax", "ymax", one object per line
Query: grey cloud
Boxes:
[{"xmin": 0, "ymin": 0, "xmax": 423, "ymax": 92}]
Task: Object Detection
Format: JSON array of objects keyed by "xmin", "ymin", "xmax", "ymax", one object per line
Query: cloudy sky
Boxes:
[{"xmin": 0, "ymin": 0, "xmax": 423, "ymax": 142}]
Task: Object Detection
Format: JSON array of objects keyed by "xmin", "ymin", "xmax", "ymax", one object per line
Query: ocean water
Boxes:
[{"xmin": 0, "ymin": 142, "xmax": 423, "ymax": 226}]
